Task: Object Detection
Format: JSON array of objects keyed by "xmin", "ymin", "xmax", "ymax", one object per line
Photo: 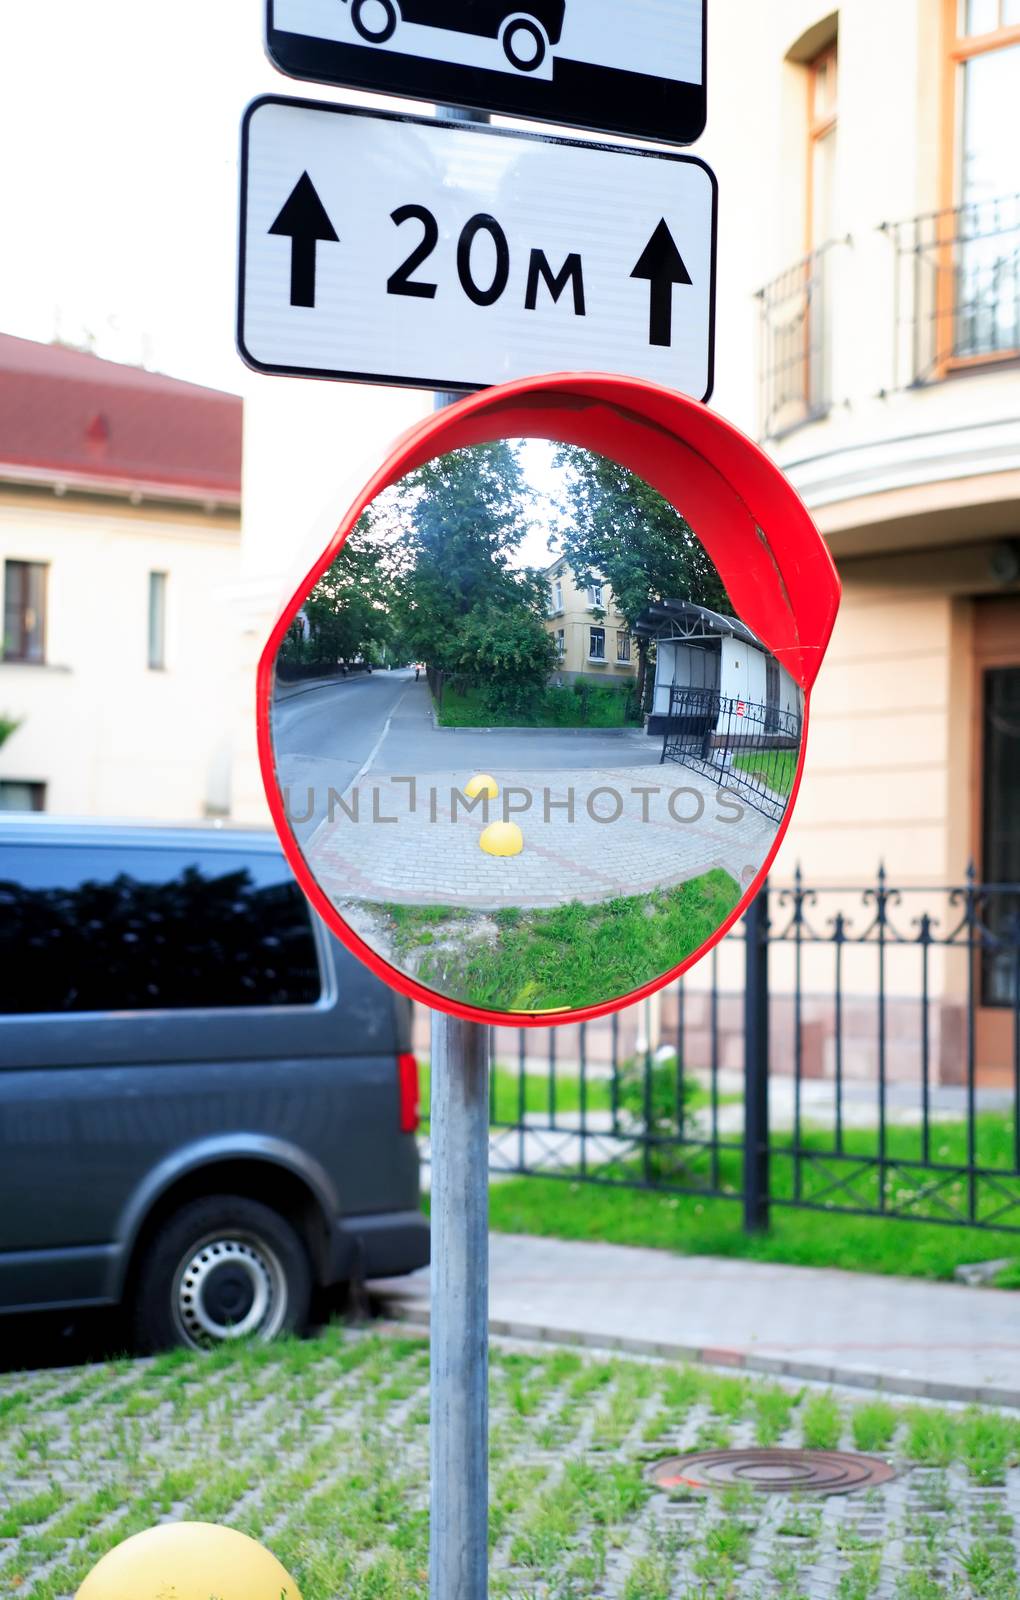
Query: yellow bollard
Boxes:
[
  {"xmin": 76, "ymin": 1521, "xmax": 301, "ymax": 1600},
  {"xmin": 479, "ymin": 820, "xmax": 524, "ymax": 857},
  {"xmin": 464, "ymin": 772, "xmax": 499, "ymax": 800}
]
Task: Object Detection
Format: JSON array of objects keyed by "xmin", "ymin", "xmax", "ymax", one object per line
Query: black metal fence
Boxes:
[
  {"xmin": 660, "ymin": 687, "xmax": 802, "ymax": 824},
  {"xmin": 882, "ymin": 192, "xmax": 1020, "ymax": 389},
  {"xmin": 422, "ymin": 869, "xmax": 1020, "ymax": 1237}
]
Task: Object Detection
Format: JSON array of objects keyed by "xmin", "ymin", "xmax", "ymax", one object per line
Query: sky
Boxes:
[{"xmin": 0, "ymin": 2, "xmax": 306, "ymax": 393}]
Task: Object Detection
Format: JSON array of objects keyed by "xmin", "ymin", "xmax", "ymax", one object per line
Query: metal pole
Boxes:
[{"xmin": 430, "ymin": 102, "xmax": 492, "ymax": 1600}]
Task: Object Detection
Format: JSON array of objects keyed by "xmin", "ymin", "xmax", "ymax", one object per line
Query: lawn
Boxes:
[
  {"xmin": 382, "ymin": 870, "xmax": 741, "ymax": 1012},
  {"xmin": 486, "ymin": 1137, "xmax": 1020, "ymax": 1285},
  {"xmin": 2, "ymin": 1329, "xmax": 1018, "ymax": 1599},
  {"xmin": 730, "ymin": 749, "xmax": 798, "ymax": 797},
  {"xmin": 434, "ymin": 680, "xmax": 639, "ymax": 729},
  {"xmin": 418, "ymin": 1061, "xmax": 740, "ymax": 1128}
]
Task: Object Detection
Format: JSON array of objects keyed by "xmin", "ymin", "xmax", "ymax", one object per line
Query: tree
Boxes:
[
  {"xmin": 383, "ymin": 442, "xmax": 551, "ymax": 705},
  {"xmin": 554, "ymin": 448, "xmax": 729, "ymax": 712},
  {"xmin": 280, "ymin": 515, "xmax": 395, "ymax": 670}
]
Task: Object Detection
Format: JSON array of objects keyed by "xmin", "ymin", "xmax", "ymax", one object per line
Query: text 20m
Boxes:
[{"xmin": 387, "ymin": 205, "xmax": 586, "ymax": 315}]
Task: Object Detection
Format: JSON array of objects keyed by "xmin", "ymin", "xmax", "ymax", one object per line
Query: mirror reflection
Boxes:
[{"xmin": 270, "ymin": 441, "xmax": 804, "ymax": 1014}]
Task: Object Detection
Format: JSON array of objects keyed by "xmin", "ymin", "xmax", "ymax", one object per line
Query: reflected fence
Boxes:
[
  {"xmin": 418, "ymin": 867, "xmax": 1020, "ymax": 1235},
  {"xmin": 660, "ymin": 687, "xmax": 802, "ymax": 824}
]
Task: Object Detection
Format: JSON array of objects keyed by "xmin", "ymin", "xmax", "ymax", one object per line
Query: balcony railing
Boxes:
[
  {"xmin": 882, "ymin": 192, "xmax": 1020, "ymax": 388},
  {"xmin": 756, "ymin": 241, "xmax": 844, "ymax": 440}
]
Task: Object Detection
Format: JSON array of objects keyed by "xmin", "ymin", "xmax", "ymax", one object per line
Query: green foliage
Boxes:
[
  {"xmin": 0, "ymin": 714, "xmax": 20, "ymax": 748},
  {"xmin": 436, "ymin": 677, "xmax": 638, "ymax": 728},
  {"xmin": 451, "ymin": 602, "xmax": 556, "ymax": 718},
  {"xmin": 554, "ymin": 444, "xmax": 729, "ymax": 707},
  {"xmin": 279, "ymin": 515, "xmax": 395, "ymax": 670}
]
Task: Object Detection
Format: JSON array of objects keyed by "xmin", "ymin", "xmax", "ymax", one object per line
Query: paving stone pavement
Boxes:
[
  {"xmin": 305, "ymin": 763, "xmax": 776, "ymax": 910},
  {"xmin": 373, "ymin": 1231, "xmax": 1020, "ymax": 1406}
]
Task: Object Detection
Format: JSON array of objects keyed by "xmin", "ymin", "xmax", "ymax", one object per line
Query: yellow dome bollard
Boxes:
[
  {"xmin": 75, "ymin": 1522, "xmax": 301, "ymax": 1600},
  {"xmin": 464, "ymin": 772, "xmax": 499, "ymax": 800},
  {"xmin": 479, "ymin": 820, "xmax": 524, "ymax": 857}
]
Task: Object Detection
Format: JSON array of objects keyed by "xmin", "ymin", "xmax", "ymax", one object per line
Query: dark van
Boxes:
[{"xmin": 0, "ymin": 818, "xmax": 429, "ymax": 1351}]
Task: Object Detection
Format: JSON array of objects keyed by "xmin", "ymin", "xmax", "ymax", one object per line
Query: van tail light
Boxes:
[{"xmin": 398, "ymin": 1052, "xmax": 420, "ymax": 1134}]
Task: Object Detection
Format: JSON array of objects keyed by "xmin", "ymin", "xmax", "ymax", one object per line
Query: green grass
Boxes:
[
  {"xmin": 3, "ymin": 1332, "xmax": 1018, "ymax": 1600},
  {"xmin": 418, "ymin": 1059, "xmax": 737, "ymax": 1130},
  {"xmin": 486, "ymin": 1122, "xmax": 1020, "ymax": 1281},
  {"xmin": 731, "ymin": 748, "xmax": 798, "ymax": 796},
  {"xmin": 382, "ymin": 870, "xmax": 741, "ymax": 1012},
  {"xmin": 435, "ymin": 680, "xmax": 639, "ymax": 729}
]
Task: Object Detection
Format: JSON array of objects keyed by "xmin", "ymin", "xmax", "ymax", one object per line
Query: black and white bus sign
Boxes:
[
  {"xmin": 264, "ymin": 0, "xmax": 707, "ymax": 147},
  {"xmin": 237, "ymin": 98, "xmax": 717, "ymax": 398}
]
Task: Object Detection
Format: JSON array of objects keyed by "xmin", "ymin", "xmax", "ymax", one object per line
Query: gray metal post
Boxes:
[
  {"xmin": 430, "ymin": 106, "xmax": 492, "ymax": 1599},
  {"xmin": 429, "ymin": 1012, "xmax": 490, "ymax": 1600}
]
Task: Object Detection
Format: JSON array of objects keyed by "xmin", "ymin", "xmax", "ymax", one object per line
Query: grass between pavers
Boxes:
[
  {"xmin": 382, "ymin": 871, "xmax": 741, "ymax": 1012},
  {"xmin": 486, "ymin": 1164, "xmax": 1020, "ymax": 1283},
  {"xmin": 434, "ymin": 681, "xmax": 640, "ymax": 729},
  {"xmin": 2, "ymin": 1330, "xmax": 1019, "ymax": 1600}
]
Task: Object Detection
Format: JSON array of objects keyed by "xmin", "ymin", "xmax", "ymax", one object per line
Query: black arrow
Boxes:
[
  {"xmin": 268, "ymin": 172, "xmax": 339, "ymax": 309},
  {"xmin": 630, "ymin": 219, "xmax": 693, "ymax": 348}
]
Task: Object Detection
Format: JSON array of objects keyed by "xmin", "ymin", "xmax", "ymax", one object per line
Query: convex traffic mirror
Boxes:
[{"xmin": 259, "ymin": 375, "xmax": 840, "ymax": 1024}]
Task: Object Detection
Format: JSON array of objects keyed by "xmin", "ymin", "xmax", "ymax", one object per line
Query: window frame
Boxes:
[
  {"xmin": 588, "ymin": 626, "xmax": 606, "ymax": 661},
  {"xmin": 0, "ymin": 781, "xmax": 45, "ymax": 813},
  {"xmin": 147, "ymin": 570, "xmax": 168, "ymax": 671},
  {"xmin": 587, "ymin": 582, "xmax": 605, "ymax": 609},
  {"xmin": 938, "ymin": 0, "xmax": 1020, "ymax": 375},
  {"xmin": 616, "ymin": 630, "xmax": 631, "ymax": 664},
  {"xmin": 806, "ymin": 42, "xmax": 838, "ymax": 257},
  {"xmin": 3, "ymin": 560, "xmax": 48, "ymax": 665}
]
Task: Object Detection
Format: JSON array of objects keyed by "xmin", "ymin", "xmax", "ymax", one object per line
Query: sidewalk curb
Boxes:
[{"xmin": 385, "ymin": 1303, "xmax": 1020, "ymax": 1409}]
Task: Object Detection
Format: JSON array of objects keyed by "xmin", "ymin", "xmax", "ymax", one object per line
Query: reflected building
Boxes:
[{"xmin": 543, "ymin": 555, "xmax": 637, "ymax": 686}]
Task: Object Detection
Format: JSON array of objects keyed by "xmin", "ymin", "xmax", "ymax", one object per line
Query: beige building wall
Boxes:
[
  {"xmin": 0, "ymin": 489, "xmax": 240, "ymax": 818},
  {"xmin": 699, "ymin": 0, "xmax": 1020, "ymax": 900},
  {"xmin": 543, "ymin": 557, "xmax": 637, "ymax": 683}
]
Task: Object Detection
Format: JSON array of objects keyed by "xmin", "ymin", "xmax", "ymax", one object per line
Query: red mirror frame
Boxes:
[{"xmin": 257, "ymin": 372, "xmax": 841, "ymax": 1026}]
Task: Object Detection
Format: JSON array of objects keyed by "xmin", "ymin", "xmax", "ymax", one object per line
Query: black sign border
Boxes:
[
  {"xmin": 237, "ymin": 94, "xmax": 718, "ymax": 402},
  {"xmin": 263, "ymin": 0, "xmax": 708, "ymax": 148}
]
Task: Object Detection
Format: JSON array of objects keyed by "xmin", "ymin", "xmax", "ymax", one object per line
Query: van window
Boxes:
[{"xmin": 0, "ymin": 846, "xmax": 321, "ymax": 1014}]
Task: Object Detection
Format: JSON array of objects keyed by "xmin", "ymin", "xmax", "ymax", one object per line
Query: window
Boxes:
[
  {"xmin": 589, "ymin": 627, "xmax": 605, "ymax": 660},
  {"xmin": 549, "ymin": 577, "xmax": 563, "ymax": 614},
  {"xmin": 0, "ymin": 781, "xmax": 44, "ymax": 812},
  {"xmin": 587, "ymin": 582, "xmax": 605, "ymax": 608},
  {"xmin": 3, "ymin": 561, "xmax": 47, "ymax": 663},
  {"xmin": 807, "ymin": 44, "xmax": 837, "ymax": 253},
  {"xmin": 0, "ymin": 847, "xmax": 321, "ymax": 1013},
  {"xmin": 148, "ymin": 571, "xmax": 167, "ymax": 669},
  {"xmin": 616, "ymin": 631, "xmax": 631, "ymax": 663},
  {"xmin": 941, "ymin": 0, "xmax": 1020, "ymax": 363},
  {"xmin": 555, "ymin": 628, "xmax": 565, "ymax": 657},
  {"xmin": 981, "ymin": 665, "xmax": 1020, "ymax": 1007}
]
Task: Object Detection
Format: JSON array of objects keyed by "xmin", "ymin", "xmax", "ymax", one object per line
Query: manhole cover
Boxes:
[{"xmin": 649, "ymin": 1448, "xmax": 895, "ymax": 1496}]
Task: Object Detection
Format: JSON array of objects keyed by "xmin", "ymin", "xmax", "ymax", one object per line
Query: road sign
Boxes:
[
  {"xmin": 237, "ymin": 97, "xmax": 717, "ymax": 398},
  {"xmin": 265, "ymin": 0, "xmax": 707, "ymax": 147}
]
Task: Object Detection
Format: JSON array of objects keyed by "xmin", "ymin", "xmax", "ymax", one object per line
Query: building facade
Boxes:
[
  {"xmin": 680, "ymin": 0, "xmax": 1020, "ymax": 1083},
  {"xmin": 543, "ymin": 555, "xmax": 638, "ymax": 685},
  {"xmin": 0, "ymin": 336, "xmax": 242, "ymax": 818}
]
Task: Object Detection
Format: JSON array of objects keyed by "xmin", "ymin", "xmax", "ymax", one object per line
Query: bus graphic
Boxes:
[{"xmin": 343, "ymin": 0, "xmax": 567, "ymax": 73}]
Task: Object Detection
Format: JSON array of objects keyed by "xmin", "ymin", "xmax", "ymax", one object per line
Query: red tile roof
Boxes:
[{"xmin": 0, "ymin": 333, "xmax": 242, "ymax": 506}]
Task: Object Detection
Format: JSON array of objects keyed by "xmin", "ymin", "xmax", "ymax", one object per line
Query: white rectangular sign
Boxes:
[
  {"xmin": 265, "ymin": 0, "xmax": 707, "ymax": 146},
  {"xmin": 237, "ymin": 97, "xmax": 717, "ymax": 399}
]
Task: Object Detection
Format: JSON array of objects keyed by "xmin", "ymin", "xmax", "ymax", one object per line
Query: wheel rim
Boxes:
[
  {"xmin": 503, "ymin": 20, "xmax": 545, "ymax": 70},
  {"xmin": 171, "ymin": 1232, "xmax": 288, "ymax": 1349},
  {"xmin": 353, "ymin": 0, "xmax": 396, "ymax": 42}
]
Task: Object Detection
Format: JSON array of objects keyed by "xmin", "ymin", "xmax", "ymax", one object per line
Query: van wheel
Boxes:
[{"xmin": 132, "ymin": 1195, "xmax": 312, "ymax": 1353}]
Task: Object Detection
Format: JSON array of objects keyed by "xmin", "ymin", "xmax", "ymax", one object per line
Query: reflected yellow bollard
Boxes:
[
  {"xmin": 479, "ymin": 820, "xmax": 524, "ymax": 857},
  {"xmin": 464, "ymin": 772, "xmax": 499, "ymax": 800},
  {"xmin": 76, "ymin": 1521, "xmax": 301, "ymax": 1600}
]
